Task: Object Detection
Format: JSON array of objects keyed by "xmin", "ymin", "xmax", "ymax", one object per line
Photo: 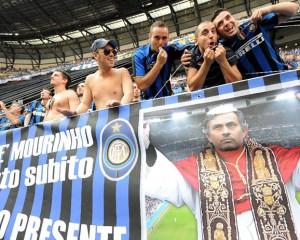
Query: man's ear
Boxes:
[{"xmin": 92, "ymin": 52, "xmax": 97, "ymax": 60}]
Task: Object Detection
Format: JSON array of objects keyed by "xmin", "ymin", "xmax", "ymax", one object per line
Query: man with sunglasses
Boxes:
[
  {"xmin": 58, "ymin": 38, "xmax": 133, "ymax": 117},
  {"xmin": 133, "ymin": 21, "xmax": 190, "ymax": 99},
  {"xmin": 211, "ymin": 2, "xmax": 299, "ymax": 79}
]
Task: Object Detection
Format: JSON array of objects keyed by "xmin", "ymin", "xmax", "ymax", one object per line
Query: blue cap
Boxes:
[{"xmin": 91, "ymin": 38, "xmax": 117, "ymax": 52}]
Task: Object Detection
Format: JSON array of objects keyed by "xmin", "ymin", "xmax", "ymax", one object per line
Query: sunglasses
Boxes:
[
  {"xmin": 102, "ymin": 48, "xmax": 118, "ymax": 56},
  {"xmin": 153, "ymin": 36, "xmax": 168, "ymax": 41}
]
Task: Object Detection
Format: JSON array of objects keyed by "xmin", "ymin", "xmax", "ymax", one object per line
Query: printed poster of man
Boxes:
[{"xmin": 140, "ymin": 84, "xmax": 300, "ymax": 240}]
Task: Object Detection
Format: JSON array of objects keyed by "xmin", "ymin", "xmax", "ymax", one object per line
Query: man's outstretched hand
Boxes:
[
  {"xmin": 57, "ymin": 108, "xmax": 77, "ymax": 117},
  {"xmin": 106, "ymin": 100, "xmax": 121, "ymax": 108}
]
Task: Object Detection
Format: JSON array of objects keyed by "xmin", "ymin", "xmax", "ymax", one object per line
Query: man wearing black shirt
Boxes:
[{"xmin": 187, "ymin": 21, "xmax": 242, "ymax": 91}]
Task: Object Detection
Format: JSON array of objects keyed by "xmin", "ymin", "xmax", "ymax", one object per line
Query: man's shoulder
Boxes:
[
  {"xmin": 66, "ymin": 89, "xmax": 77, "ymax": 96},
  {"xmin": 85, "ymin": 71, "xmax": 98, "ymax": 83},
  {"xmin": 87, "ymin": 71, "xmax": 97, "ymax": 78},
  {"xmin": 134, "ymin": 44, "xmax": 150, "ymax": 56},
  {"xmin": 113, "ymin": 67, "xmax": 129, "ymax": 74},
  {"xmin": 261, "ymin": 12, "xmax": 277, "ymax": 22},
  {"xmin": 55, "ymin": 89, "xmax": 77, "ymax": 100},
  {"xmin": 167, "ymin": 42, "xmax": 191, "ymax": 51}
]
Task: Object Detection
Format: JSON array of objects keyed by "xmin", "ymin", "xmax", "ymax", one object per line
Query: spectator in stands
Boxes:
[
  {"xmin": 132, "ymin": 21, "xmax": 191, "ymax": 99},
  {"xmin": 24, "ymin": 88, "xmax": 52, "ymax": 126},
  {"xmin": 44, "ymin": 70, "xmax": 80, "ymax": 121},
  {"xmin": 132, "ymin": 82, "xmax": 141, "ymax": 103},
  {"xmin": 76, "ymin": 82, "xmax": 85, "ymax": 102},
  {"xmin": 0, "ymin": 101, "xmax": 25, "ymax": 131},
  {"xmin": 187, "ymin": 21, "xmax": 242, "ymax": 91},
  {"xmin": 211, "ymin": 2, "xmax": 299, "ymax": 79},
  {"xmin": 57, "ymin": 38, "xmax": 133, "ymax": 117}
]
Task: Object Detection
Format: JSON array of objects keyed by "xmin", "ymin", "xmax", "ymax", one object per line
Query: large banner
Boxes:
[
  {"xmin": 0, "ymin": 106, "xmax": 142, "ymax": 240},
  {"xmin": 0, "ymin": 70, "xmax": 300, "ymax": 239}
]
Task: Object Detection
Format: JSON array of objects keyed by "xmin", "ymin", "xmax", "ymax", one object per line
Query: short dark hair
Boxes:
[
  {"xmin": 195, "ymin": 21, "xmax": 211, "ymax": 37},
  {"xmin": 42, "ymin": 87, "xmax": 52, "ymax": 95},
  {"xmin": 203, "ymin": 109, "xmax": 248, "ymax": 135},
  {"xmin": 150, "ymin": 21, "xmax": 168, "ymax": 33},
  {"xmin": 56, "ymin": 70, "xmax": 71, "ymax": 88},
  {"xmin": 11, "ymin": 101, "xmax": 25, "ymax": 114},
  {"xmin": 211, "ymin": 8, "xmax": 228, "ymax": 22}
]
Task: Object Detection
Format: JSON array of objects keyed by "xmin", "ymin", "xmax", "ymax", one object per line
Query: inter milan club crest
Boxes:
[{"xmin": 99, "ymin": 119, "xmax": 138, "ymax": 181}]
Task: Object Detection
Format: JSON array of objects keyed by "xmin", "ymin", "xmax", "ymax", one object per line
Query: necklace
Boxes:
[{"xmin": 223, "ymin": 147, "xmax": 247, "ymax": 185}]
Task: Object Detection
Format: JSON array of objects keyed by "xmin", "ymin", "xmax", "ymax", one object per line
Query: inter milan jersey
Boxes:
[
  {"xmin": 221, "ymin": 13, "xmax": 288, "ymax": 79},
  {"xmin": 0, "ymin": 115, "xmax": 25, "ymax": 131},
  {"xmin": 27, "ymin": 100, "xmax": 46, "ymax": 125},
  {"xmin": 133, "ymin": 43, "xmax": 190, "ymax": 100}
]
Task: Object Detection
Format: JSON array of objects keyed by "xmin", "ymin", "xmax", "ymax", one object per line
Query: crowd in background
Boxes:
[
  {"xmin": 279, "ymin": 47, "xmax": 300, "ymax": 69},
  {"xmin": 1, "ymin": 45, "xmax": 300, "ymax": 130}
]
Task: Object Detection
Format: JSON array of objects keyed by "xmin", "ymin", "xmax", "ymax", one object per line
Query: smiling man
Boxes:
[
  {"xmin": 187, "ymin": 21, "xmax": 241, "ymax": 91},
  {"xmin": 133, "ymin": 21, "xmax": 190, "ymax": 99},
  {"xmin": 211, "ymin": 2, "xmax": 299, "ymax": 79},
  {"xmin": 58, "ymin": 38, "xmax": 133, "ymax": 117}
]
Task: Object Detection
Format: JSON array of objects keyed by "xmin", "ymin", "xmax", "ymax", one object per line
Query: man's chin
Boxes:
[
  {"xmin": 220, "ymin": 144, "xmax": 240, "ymax": 151},
  {"xmin": 224, "ymin": 30, "xmax": 237, "ymax": 38}
]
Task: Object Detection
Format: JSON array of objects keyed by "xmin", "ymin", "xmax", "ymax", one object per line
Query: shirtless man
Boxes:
[
  {"xmin": 58, "ymin": 38, "xmax": 133, "ymax": 116},
  {"xmin": 44, "ymin": 70, "xmax": 80, "ymax": 121}
]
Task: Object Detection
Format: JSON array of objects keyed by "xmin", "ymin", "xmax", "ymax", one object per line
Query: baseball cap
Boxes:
[{"xmin": 91, "ymin": 38, "xmax": 117, "ymax": 52}]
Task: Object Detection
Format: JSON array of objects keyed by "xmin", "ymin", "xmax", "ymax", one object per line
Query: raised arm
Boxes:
[
  {"xmin": 134, "ymin": 47, "xmax": 167, "ymax": 91},
  {"xmin": 215, "ymin": 45, "xmax": 242, "ymax": 83},
  {"xmin": 144, "ymin": 148, "xmax": 196, "ymax": 211},
  {"xmin": 24, "ymin": 112, "xmax": 32, "ymax": 127},
  {"xmin": 187, "ymin": 48, "xmax": 214, "ymax": 91},
  {"xmin": 251, "ymin": 2, "xmax": 299, "ymax": 23},
  {"xmin": 0, "ymin": 101, "xmax": 22, "ymax": 126}
]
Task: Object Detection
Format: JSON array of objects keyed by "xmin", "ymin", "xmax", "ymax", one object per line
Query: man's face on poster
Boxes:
[{"xmin": 206, "ymin": 112, "xmax": 247, "ymax": 151}]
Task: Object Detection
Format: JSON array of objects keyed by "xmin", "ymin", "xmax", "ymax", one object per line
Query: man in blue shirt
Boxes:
[
  {"xmin": 0, "ymin": 101, "xmax": 25, "ymax": 131},
  {"xmin": 211, "ymin": 2, "xmax": 299, "ymax": 79},
  {"xmin": 133, "ymin": 21, "xmax": 190, "ymax": 99},
  {"xmin": 24, "ymin": 88, "xmax": 52, "ymax": 126}
]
